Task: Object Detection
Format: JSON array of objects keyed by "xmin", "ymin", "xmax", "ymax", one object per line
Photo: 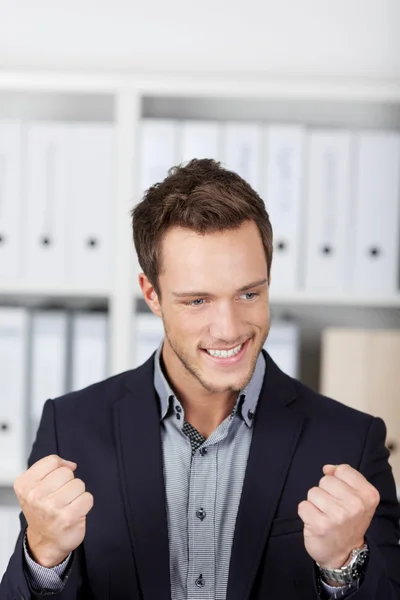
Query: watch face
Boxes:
[{"xmin": 355, "ymin": 550, "xmax": 368, "ymax": 564}]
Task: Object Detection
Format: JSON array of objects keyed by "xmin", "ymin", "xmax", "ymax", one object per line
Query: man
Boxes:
[{"xmin": 1, "ymin": 159, "xmax": 399, "ymax": 599}]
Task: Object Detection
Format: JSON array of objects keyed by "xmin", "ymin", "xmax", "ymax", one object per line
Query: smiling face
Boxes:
[{"xmin": 141, "ymin": 220, "xmax": 271, "ymax": 395}]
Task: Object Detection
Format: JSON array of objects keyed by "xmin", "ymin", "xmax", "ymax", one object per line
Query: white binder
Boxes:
[
  {"xmin": 304, "ymin": 130, "xmax": 353, "ymax": 292},
  {"xmin": 349, "ymin": 132, "xmax": 400, "ymax": 293},
  {"xmin": 139, "ymin": 120, "xmax": 179, "ymax": 197},
  {"xmin": 70, "ymin": 312, "xmax": 108, "ymax": 392},
  {"xmin": 30, "ymin": 311, "xmax": 68, "ymax": 442},
  {"xmin": 264, "ymin": 321, "xmax": 300, "ymax": 378},
  {"xmin": 0, "ymin": 308, "xmax": 29, "ymax": 485},
  {"xmin": 0, "ymin": 122, "xmax": 23, "ymax": 280},
  {"xmin": 179, "ymin": 121, "xmax": 220, "ymax": 164},
  {"xmin": 68, "ymin": 125, "xmax": 115, "ymax": 287},
  {"xmin": 221, "ymin": 122, "xmax": 263, "ymax": 193},
  {"xmin": 133, "ymin": 313, "xmax": 164, "ymax": 367},
  {"xmin": 0, "ymin": 505, "xmax": 20, "ymax": 581},
  {"xmin": 25, "ymin": 124, "xmax": 69, "ymax": 282},
  {"xmin": 264, "ymin": 126, "xmax": 306, "ymax": 292}
]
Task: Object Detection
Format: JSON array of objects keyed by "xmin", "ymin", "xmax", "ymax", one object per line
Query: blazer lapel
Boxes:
[
  {"xmin": 114, "ymin": 356, "xmax": 171, "ymax": 600},
  {"xmin": 226, "ymin": 352, "xmax": 305, "ymax": 600}
]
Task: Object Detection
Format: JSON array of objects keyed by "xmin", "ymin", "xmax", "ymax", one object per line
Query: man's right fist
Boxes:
[{"xmin": 13, "ymin": 454, "xmax": 94, "ymax": 568}]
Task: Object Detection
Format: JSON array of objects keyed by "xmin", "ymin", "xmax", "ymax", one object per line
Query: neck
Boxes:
[{"xmin": 160, "ymin": 343, "xmax": 238, "ymax": 438}]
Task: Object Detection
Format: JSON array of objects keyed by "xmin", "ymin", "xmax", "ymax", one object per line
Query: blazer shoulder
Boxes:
[
  {"xmin": 292, "ymin": 377, "xmax": 375, "ymax": 428},
  {"xmin": 52, "ymin": 361, "xmax": 152, "ymax": 413}
]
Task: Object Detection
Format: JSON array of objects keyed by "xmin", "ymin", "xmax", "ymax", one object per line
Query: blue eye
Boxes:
[
  {"xmin": 241, "ymin": 292, "xmax": 258, "ymax": 300},
  {"xmin": 185, "ymin": 298, "xmax": 204, "ymax": 306}
]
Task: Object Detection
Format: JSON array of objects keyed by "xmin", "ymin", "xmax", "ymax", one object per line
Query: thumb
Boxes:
[{"xmin": 323, "ymin": 464, "xmax": 338, "ymax": 476}]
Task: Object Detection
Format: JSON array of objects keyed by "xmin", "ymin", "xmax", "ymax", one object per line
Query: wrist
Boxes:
[
  {"xmin": 317, "ymin": 542, "xmax": 369, "ymax": 587},
  {"xmin": 319, "ymin": 539, "xmax": 366, "ymax": 570},
  {"xmin": 26, "ymin": 529, "xmax": 69, "ymax": 568}
]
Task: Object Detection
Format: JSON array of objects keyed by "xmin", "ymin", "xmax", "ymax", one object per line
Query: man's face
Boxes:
[{"xmin": 154, "ymin": 220, "xmax": 270, "ymax": 394}]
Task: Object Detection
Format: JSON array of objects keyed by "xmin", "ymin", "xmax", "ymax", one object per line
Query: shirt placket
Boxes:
[{"xmin": 187, "ymin": 442, "xmax": 217, "ymax": 600}]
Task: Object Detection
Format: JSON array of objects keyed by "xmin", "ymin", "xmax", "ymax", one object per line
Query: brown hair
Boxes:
[{"xmin": 131, "ymin": 158, "xmax": 273, "ymax": 297}]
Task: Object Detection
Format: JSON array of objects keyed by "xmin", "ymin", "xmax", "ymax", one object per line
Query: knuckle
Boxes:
[
  {"xmin": 368, "ymin": 486, "xmax": 380, "ymax": 505},
  {"xmin": 83, "ymin": 491, "xmax": 94, "ymax": 510},
  {"xmin": 307, "ymin": 486, "xmax": 319, "ymax": 501},
  {"xmin": 47, "ymin": 454, "xmax": 61, "ymax": 468},
  {"xmin": 74, "ymin": 479, "xmax": 86, "ymax": 494},
  {"xmin": 42, "ymin": 496, "xmax": 57, "ymax": 517},
  {"xmin": 335, "ymin": 464, "xmax": 350, "ymax": 476},
  {"xmin": 26, "ymin": 487, "xmax": 40, "ymax": 507}
]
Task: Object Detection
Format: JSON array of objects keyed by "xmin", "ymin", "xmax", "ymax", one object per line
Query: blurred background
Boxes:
[{"xmin": 1, "ymin": 0, "xmax": 400, "ymax": 577}]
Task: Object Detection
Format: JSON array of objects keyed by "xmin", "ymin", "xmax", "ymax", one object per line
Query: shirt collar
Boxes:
[{"xmin": 153, "ymin": 341, "xmax": 265, "ymax": 428}]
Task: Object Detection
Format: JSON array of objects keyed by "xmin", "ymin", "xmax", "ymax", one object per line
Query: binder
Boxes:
[
  {"xmin": 70, "ymin": 312, "xmax": 108, "ymax": 392},
  {"xmin": 320, "ymin": 328, "xmax": 400, "ymax": 489},
  {"xmin": 68, "ymin": 125, "xmax": 115, "ymax": 287},
  {"xmin": 0, "ymin": 507, "xmax": 7, "ymax": 581},
  {"xmin": 29, "ymin": 311, "xmax": 68, "ymax": 443},
  {"xmin": 264, "ymin": 125, "xmax": 306, "ymax": 292},
  {"xmin": 0, "ymin": 308, "xmax": 29, "ymax": 485},
  {"xmin": 133, "ymin": 313, "xmax": 164, "ymax": 367},
  {"xmin": 179, "ymin": 121, "xmax": 220, "ymax": 163},
  {"xmin": 264, "ymin": 321, "xmax": 300, "ymax": 378},
  {"xmin": 221, "ymin": 122, "xmax": 263, "ymax": 193},
  {"xmin": 0, "ymin": 122, "xmax": 23, "ymax": 280},
  {"xmin": 139, "ymin": 120, "xmax": 179, "ymax": 197},
  {"xmin": 304, "ymin": 130, "xmax": 353, "ymax": 292},
  {"xmin": 0, "ymin": 505, "xmax": 20, "ymax": 580},
  {"xmin": 349, "ymin": 132, "xmax": 400, "ymax": 293},
  {"xmin": 25, "ymin": 124, "xmax": 69, "ymax": 282}
]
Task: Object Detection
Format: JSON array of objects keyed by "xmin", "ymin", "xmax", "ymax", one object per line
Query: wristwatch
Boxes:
[{"xmin": 316, "ymin": 543, "xmax": 369, "ymax": 585}]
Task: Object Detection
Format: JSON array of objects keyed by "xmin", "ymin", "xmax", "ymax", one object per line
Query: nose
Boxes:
[{"xmin": 208, "ymin": 302, "xmax": 242, "ymax": 346}]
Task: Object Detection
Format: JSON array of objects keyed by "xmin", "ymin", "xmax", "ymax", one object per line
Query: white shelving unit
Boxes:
[
  {"xmin": 1, "ymin": 70, "xmax": 400, "ymax": 576},
  {"xmin": 0, "ymin": 69, "xmax": 400, "ymax": 382}
]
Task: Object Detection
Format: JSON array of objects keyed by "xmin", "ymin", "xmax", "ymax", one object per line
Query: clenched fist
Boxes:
[
  {"xmin": 298, "ymin": 464, "xmax": 380, "ymax": 571},
  {"xmin": 13, "ymin": 454, "xmax": 94, "ymax": 568}
]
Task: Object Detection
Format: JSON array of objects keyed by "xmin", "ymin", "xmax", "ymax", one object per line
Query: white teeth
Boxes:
[{"xmin": 206, "ymin": 344, "xmax": 243, "ymax": 358}]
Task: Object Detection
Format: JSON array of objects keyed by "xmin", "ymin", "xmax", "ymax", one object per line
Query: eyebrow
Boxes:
[{"xmin": 172, "ymin": 278, "xmax": 268, "ymax": 298}]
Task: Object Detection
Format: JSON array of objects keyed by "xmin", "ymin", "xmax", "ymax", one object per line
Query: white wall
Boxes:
[{"xmin": 0, "ymin": 0, "xmax": 399, "ymax": 78}]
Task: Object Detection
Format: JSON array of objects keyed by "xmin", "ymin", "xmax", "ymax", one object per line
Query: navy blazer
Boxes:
[{"xmin": 1, "ymin": 351, "xmax": 400, "ymax": 600}]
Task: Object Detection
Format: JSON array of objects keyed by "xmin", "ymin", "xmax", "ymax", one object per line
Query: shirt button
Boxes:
[
  {"xmin": 199, "ymin": 447, "xmax": 207, "ymax": 456},
  {"xmin": 175, "ymin": 405, "xmax": 182, "ymax": 412},
  {"xmin": 195, "ymin": 574, "xmax": 205, "ymax": 588},
  {"xmin": 175, "ymin": 412, "xmax": 181, "ymax": 420},
  {"xmin": 196, "ymin": 508, "xmax": 206, "ymax": 521},
  {"xmin": 247, "ymin": 409, "xmax": 254, "ymax": 420}
]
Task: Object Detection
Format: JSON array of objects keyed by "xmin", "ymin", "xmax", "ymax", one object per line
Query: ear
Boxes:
[{"xmin": 138, "ymin": 273, "xmax": 162, "ymax": 317}]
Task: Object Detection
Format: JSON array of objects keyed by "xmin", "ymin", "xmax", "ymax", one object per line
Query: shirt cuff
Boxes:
[
  {"xmin": 23, "ymin": 529, "xmax": 72, "ymax": 592},
  {"xmin": 320, "ymin": 578, "xmax": 360, "ymax": 598}
]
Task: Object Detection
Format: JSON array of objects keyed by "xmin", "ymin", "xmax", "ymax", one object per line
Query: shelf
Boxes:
[
  {"xmin": 269, "ymin": 291, "xmax": 400, "ymax": 308},
  {"xmin": 0, "ymin": 477, "xmax": 16, "ymax": 488},
  {"xmin": 1, "ymin": 70, "xmax": 400, "ymax": 103},
  {"xmin": 0, "ymin": 281, "xmax": 110, "ymax": 303}
]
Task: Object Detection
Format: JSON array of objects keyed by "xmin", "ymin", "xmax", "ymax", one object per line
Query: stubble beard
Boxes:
[{"xmin": 163, "ymin": 323, "xmax": 268, "ymax": 394}]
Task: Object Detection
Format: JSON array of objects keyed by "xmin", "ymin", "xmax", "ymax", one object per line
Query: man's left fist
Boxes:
[{"xmin": 298, "ymin": 464, "xmax": 380, "ymax": 569}]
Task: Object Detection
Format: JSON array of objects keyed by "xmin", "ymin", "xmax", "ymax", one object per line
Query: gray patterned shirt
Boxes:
[{"xmin": 23, "ymin": 346, "xmax": 353, "ymax": 598}]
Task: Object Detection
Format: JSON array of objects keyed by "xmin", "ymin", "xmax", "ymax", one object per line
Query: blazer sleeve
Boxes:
[
  {"xmin": 348, "ymin": 416, "xmax": 400, "ymax": 599},
  {"xmin": 0, "ymin": 398, "xmax": 91, "ymax": 600}
]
